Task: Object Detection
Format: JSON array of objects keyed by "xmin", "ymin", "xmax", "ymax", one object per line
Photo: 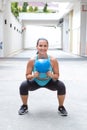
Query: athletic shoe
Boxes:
[
  {"xmin": 18, "ymin": 105, "xmax": 28, "ymax": 115},
  {"xmin": 58, "ymin": 106, "xmax": 68, "ymax": 116}
]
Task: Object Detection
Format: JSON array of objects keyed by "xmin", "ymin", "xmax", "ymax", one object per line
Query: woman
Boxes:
[{"xmin": 18, "ymin": 38, "xmax": 68, "ymax": 116}]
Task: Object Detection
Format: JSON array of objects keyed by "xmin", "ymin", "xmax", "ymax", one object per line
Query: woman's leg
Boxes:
[
  {"xmin": 57, "ymin": 95, "xmax": 65, "ymax": 106},
  {"xmin": 56, "ymin": 80, "xmax": 66, "ymax": 106},
  {"xmin": 45, "ymin": 79, "xmax": 67, "ymax": 115},
  {"xmin": 19, "ymin": 80, "xmax": 40, "ymax": 105},
  {"xmin": 45, "ymin": 79, "xmax": 66, "ymax": 106},
  {"xmin": 18, "ymin": 80, "xmax": 40, "ymax": 115}
]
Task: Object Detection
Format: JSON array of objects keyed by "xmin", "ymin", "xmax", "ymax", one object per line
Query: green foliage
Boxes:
[
  {"xmin": 11, "ymin": 2, "xmax": 19, "ymax": 18},
  {"xmin": 43, "ymin": 3, "xmax": 48, "ymax": 12},
  {"xmin": 22, "ymin": 2, "xmax": 28, "ymax": 12},
  {"xmin": 11, "ymin": 2, "xmax": 55, "ymax": 18},
  {"xmin": 28, "ymin": 6, "xmax": 33, "ymax": 12},
  {"xmin": 33, "ymin": 6, "xmax": 38, "ymax": 12}
]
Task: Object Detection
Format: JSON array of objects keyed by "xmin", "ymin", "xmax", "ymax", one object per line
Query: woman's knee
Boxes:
[
  {"xmin": 57, "ymin": 80, "xmax": 66, "ymax": 95},
  {"xmin": 19, "ymin": 81, "xmax": 28, "ymax": 95}
]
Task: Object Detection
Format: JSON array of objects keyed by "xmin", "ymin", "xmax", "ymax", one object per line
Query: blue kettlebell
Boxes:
[{"xmin": 35, "ymin": 59, "xmax": 50, "ymax": 73}]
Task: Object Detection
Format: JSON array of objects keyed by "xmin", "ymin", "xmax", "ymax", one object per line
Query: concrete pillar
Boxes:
[
  {"xmin": 62, "ymin": 14, "xmax": 69, "ymax": 52},
  {"xmin": 80, "ymin": 0, "xmax": 87, "ymax": 56},
  {"xmin": 69, "ymin": 10, "xmax": 73, "ymax": 52}
]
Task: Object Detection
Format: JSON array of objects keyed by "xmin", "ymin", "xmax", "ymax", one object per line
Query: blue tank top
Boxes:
[{"xmin": 33, "ymin": 56, "xmax": 53, "ymax": 86}]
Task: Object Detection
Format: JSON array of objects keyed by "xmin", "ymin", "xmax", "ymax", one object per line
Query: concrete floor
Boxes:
[{"xmin": 0, "ymin": 50, "xmax": 87, "ymax": 130}]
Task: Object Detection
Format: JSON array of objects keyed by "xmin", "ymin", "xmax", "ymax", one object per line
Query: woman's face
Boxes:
[{"xmin": 36, "ymin": 39, "xmax": 48, "ymax": 56}]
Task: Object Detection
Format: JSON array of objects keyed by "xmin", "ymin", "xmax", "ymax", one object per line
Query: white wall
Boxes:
[
  {"xmin": 23, "ymin": 25, "xmax": 61, "ymax": 49},
  {"xmin": 0, "ymin": 12, "xmax": 4, "ymax": 57},
  {"xmin": 80, "ymin": 3, "xmax": 87, "ymax": 56},
  {"xmin": 3, "ymin": 2, "xmax": 22, "ymax": 57},
  {"xmin": 62, "ymin": 2, "xmax": 83, "ymax": 56},
  {"xmin": 63, "ymin": 14, "xmax": 69, "ymax": 52},
  {"xmin": 72, "ymin": 2, "xmax": 81, "ymax": 55},
  {"xmin": 62, "ymin": 1, "xmax": 87, "ymax": 56}
]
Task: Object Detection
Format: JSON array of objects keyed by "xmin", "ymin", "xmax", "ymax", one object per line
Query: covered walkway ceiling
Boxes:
[
  {"xmin": 9, "ymin": 0, "xmax": 80, "ymax": 2},
  {"xmin": 8, "ymin": 0, "xmax": 80, "ymax": 27}
]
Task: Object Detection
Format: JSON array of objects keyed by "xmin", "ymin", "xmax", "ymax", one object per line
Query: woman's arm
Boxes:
[
  {"xmin": 46, "ymin": 57, "xmax": 59, "ymax": 80},
  {"xmin": 26, "ymin": 59, "xmax": 39, "ymax": 80}
]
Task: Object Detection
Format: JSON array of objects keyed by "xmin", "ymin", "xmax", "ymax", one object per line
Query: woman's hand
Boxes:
[
  {"xmin": 26, "ymin": 71, "xmax": 39, "ymax": 80},
  {"xmin": 33, "ymin": 71, "xmax": 39, "ymax": 78},
  {"xmin": 46, "ymin": 71, "xmax": 53, "ymax": 78}
]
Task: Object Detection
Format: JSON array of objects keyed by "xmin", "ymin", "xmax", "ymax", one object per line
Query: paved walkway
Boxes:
[{"xmin": 0, "ymin": 50, "xmax": 87, "ymax": 130}]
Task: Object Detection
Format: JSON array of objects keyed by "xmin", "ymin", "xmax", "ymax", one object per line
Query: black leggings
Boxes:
[{"xmin": 19, "ymin": 79, "xmax": 66, "ymax": 95}]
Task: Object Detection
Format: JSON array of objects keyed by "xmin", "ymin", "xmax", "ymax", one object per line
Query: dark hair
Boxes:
[{"xmin": 36, "ymin": 38, "xmax": 48, "ymax": 46}]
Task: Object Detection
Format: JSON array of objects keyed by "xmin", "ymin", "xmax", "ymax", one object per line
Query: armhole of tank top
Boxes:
[
  {"xmin": 48, "ymin": 56, "xmax": 53, "ymax": 71},
  {"xmin": 33, "ymin": 56, "xmax": 37, "ymax": 71},
  {"xmin": 48, "ymin": 55, "xmax": 51, "ymax": 62}
]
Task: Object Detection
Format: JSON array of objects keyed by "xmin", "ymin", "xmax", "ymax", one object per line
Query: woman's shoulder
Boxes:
[
  {"xmin": 49, "ymin": 55, "xmax": 57, "ymax": 61},
  {"xmin": 27, "ymin": 56, "xmax": 37, "ymax": 65},
  {"xmin": 49, "ymin": 55, "xmax": 58, "ymax": 65}
]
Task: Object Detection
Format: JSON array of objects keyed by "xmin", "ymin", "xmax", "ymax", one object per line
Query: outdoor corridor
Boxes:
[{"xmin": 0, "ymin": 49, "xmax": 87, "ymax": 130}]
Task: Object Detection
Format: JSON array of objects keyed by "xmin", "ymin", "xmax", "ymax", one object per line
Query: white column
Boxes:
[{"xmin": 80, "ymin": 0, "xmax": 87, "ymax": 56}]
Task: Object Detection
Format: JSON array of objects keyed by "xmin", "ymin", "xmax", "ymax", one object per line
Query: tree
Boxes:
[
  {"xmin": 43, "ymin": 3, "xmax": 48, "ymax": 12},
  {"xmin": 22, "ymin": 2, "xmax": 28, "ymax": 12},
  {"xmin": 28, "ymin": 6, "xmax": 33, "ymax": 12},
  {"xmin": 33, "ymin": 6, "xmax": 38, "ymax": 12},
  {"xmin": 11, "ymin": 2, "xmax": 19, "ymax": 17}
]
